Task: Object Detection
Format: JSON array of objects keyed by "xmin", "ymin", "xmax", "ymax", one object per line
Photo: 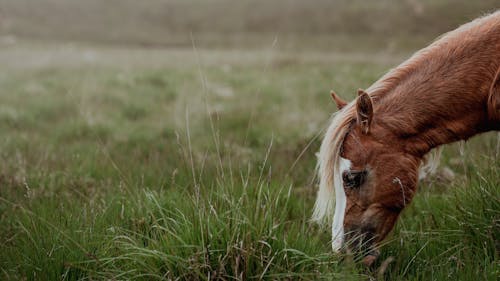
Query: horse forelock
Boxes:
[{"xmin": 312, "ymin": 102, "xmax": 356, "ymax": 225}]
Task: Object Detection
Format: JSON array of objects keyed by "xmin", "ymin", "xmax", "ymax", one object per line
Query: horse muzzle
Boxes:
[{"xmin": 344, "ymin": 226, "xmax": 380, "ymax": 266}]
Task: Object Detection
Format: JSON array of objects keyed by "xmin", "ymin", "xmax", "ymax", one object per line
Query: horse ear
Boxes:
[
  {"xmin": 330, "ymin": 90, "xmax": 347, "ymax": 110},
  {"xmin": 356, "ymin": 89, "xmax": 373, "ymax": 134},
  {"xmin": 488, "ymin": 68, "xmax": 500, "ymax": 121}
]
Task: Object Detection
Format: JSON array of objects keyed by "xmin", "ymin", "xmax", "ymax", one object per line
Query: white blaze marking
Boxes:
[{"xmin": 332, "ymin": 157, "xmax": 351, "ymax": 252}]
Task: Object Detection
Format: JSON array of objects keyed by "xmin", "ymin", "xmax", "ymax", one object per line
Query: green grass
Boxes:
[{"xmin": 0, "ymin": 43, "xmax": 498, "ymax": 280}]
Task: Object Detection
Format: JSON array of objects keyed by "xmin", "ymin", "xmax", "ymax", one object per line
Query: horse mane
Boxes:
[
  {"xmin": 312, "ymin": 103, "xmax": 356, "ymax": 224},
  {"xmin": 312, "ymin": 11, "xmax": 499, "ymax": 224},
  {"xmin": 367, "ymin": 10, "xmax": 500, "ymax": 101}
]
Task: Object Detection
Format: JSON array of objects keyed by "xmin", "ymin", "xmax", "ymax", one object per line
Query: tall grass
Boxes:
[
  {"xmin": 0, "ymin": 141, "xmax": 366, "ymax": 280},
  {"xmin": 0, "ymin": 99, "xmax": 497, "ymax": 280},
  {"xmin": 0, "ymin": 27, "xmax": 498, "ymax": 280}
]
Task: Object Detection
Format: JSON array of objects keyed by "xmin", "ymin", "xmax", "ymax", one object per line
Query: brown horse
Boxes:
[{"xmin": 313, "ymin": 11, "xmax": 500, "ymax": 266}]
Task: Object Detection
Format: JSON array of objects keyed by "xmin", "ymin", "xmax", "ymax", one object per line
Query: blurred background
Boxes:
[
  {"xmin": 0, "ymin": 0, "xmax": 497, "ymax": 184},
  {"xmin": 1, "ymin": 0, "xmax": 498, "ymax": 49}
]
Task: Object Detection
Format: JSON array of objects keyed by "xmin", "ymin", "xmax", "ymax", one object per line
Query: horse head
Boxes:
[{"xmin": 315, "ymin": 89, "xmax": 422, "ymax": 266}]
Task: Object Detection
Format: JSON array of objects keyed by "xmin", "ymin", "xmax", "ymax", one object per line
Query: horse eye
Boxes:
[{"xmin": 342, "ymin": 170, "xmax": 367, "ymax": 188}]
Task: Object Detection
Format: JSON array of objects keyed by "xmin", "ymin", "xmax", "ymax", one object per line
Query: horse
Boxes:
[{"xmin": 313, "ymin": 11, "xmax": 500, "ymax": 266}]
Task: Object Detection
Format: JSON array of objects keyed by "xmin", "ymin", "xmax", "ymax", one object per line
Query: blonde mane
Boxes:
[{"xmin": 312, "ymin": 103, "xmax": 356, "ymax": 224}]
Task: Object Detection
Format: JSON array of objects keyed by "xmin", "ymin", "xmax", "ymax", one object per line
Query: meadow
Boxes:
[{"xmin": 0, "ymin": 1, "xmax": 498, "ymax": 280}]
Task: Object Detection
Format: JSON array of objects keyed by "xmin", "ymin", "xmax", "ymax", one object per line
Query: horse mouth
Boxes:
[
  {"xmin": 348, "ymin": 245, "xmax": 380, "ymax": 266},
  {"xmin": 361, "ymin": 248, "xmax": 380, "ymax": 266},
  {"xmin": 344, "ymin": 227, "xmax": 380, "ymax": 266}
]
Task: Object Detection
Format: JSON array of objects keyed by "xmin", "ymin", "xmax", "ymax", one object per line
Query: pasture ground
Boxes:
[{"xmin": 0, "ymin": 1, "xmax": 498, "ymax": 280}]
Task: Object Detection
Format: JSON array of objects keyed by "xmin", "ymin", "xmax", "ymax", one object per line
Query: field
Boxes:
[{"xmin": 0, "ymin": 1, "xmax": 499, "ymax": 280}]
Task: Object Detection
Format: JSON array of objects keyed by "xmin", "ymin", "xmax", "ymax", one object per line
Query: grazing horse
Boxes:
[{"xmin": 313, "ymin": 11, "xmax": 500, "ymax": 266}]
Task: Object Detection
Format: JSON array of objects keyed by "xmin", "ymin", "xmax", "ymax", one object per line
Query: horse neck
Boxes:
[{"xmin": 373, "ymin": 48, "xmax": 499, "ymax": 157}]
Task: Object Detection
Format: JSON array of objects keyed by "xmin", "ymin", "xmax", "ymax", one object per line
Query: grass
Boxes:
[
  {"xmin": 0, "ymin": 42, "xmax": 498, "ymax": 280},
  {"xmin": 0, "ymin": 1, "xmax": 499, "ymax": 279}
]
